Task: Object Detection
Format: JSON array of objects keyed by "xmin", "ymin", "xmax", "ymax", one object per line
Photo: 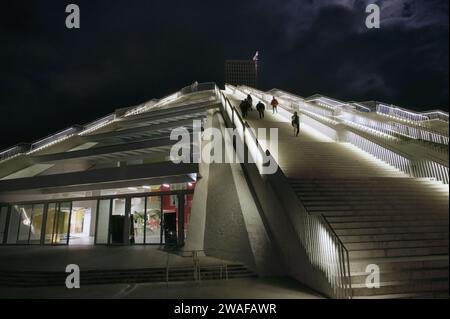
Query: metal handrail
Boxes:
[
  {"xmin": 218, "ymin": 85, "xmax": 352, "ymax": 298},
  {"xmin": 376, "ymin": 103, "xmax": 449, "ymax": 124},
  {"xmin": 164, "ymin": 249, "xmax": 229, "ymax": 284},
  {"xmin": 322, "ymin": 216, "xmax": 352, "ymax": 297}
]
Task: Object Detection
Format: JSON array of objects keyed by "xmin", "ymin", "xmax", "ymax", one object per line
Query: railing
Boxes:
[
  {"xmin": 79, "ymin": 113, "xmax": 116, "ymax": 136},
  {"xmin": 125, "ymin": 82, "xmax": 217, "ymax": 117},
  {"xmin": 0, "ymin": 115, "xmax": 117, "ymax": 161},
  {"xmin": 377, "ymin": 103, "xmax": 449, "ymax": 124},
  {"xmin": 411, "ymin": 159, "xmax": 449, "ymax": 185},
  {"xmin": 29, "ymin": 126, "xmax": 82, "ymax": 153},
  {"xmin": 257, "ymin": 87, "xmax": 450, "ymax": 146},
  {"xmin": 310, "ymin": 100, "xmax": 449, "ymax": 146},
  {"xmin": 180, "ymin": 82, "xmax": 217, "ymax": 95},
  {"xmin": 0, "ymin": 82, "xmax": 218, "ymax": 163},
  {"xmin": 164, "ymin": 249, "xmax": 228, "ymax": 285},
  {"xmin": 422, "ymin": 110, "xmax": 450, "ymax": 122},
  {"xmin": 245, "ymin": 85, "xmax": 448, "ymax": 184},
  {"xmin": 219, "ymin": 85, "xmax": 352, "ymax": 298},
  {"xmin": 0, "ymin": 143, "xmax": 31, "ymax": 162},
  {"xmin": 374, "ymin": 104, "xmax": 449, "ymax": 144}
]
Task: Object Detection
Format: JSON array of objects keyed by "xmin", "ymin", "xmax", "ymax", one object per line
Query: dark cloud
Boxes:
[{"xmin": 0, "ymin": 0, "xmax": 448, "ymax": 149}]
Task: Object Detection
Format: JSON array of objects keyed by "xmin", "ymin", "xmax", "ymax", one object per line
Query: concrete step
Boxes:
[
  {"xmin": 305, "ymin": 205, "xmax": 448, "ymax": 213},
  {"xmin": 341, "ymin": 232, "xmax": 449, "ymax": 243},
  {"xmin": 298, "ymin": 195, "xmax": 449, "ymax": 202},
  {"xmin": 318, "ymin": 211, "xmax": 448, "ymax": 218},
  {"xmin": 345, "ymin": 239, "xmax": 449, "ymax": 251},
  {"xmin": 294, "ymin": 184, "xmax": 448, "ymax": 190},
  {"xmin": 0, "ymin": 264, "xmax": 256, "ymax": 287},
  {"xmin": 350, "ymin": 256, "xmax": 449, "ymax": 273},
  {"xmin": 348, "ymin": 246, "xmax": 448, "ymax": 259},
  {"xmin": 335, "ymin": 225, "xmax": 449, "ymax": 236},
  {"xmin": 297, "ymin": 193, "xmax": 449, "ymax": 201},
  {"xmin": 305, "ymin": 205, "xmax": 448, "ymax": 216},
  {"xmin": 288, "ymin": 177, "xmax": 441, "ymax": 183},
  {"xmin": 327, "ymin": 215, "xmax": 448, "ymax": 223},
  {"xmin": 350, "ymin": 268, "xmax": 449, "ymax": 285},
  {"xmin": 409, "ymin": 291, "xmax": 449, "ymax": 299},
  {"xmin": 351, "ymin": 278, "xmax": 449, "ymax": 297},
  {"xmin": 352, "ymin": 291, "xmax": 449, "ymax": 299},
  {"xmin": 296, "ymin": 183, "xmax": 449, "ymax": 191},
  {"xmin": 291, "ymin": 184, "xmax": 449, "ymax": 193},
  {"xmin": 297, "ymin": 193, "xmax": 449, "ymax": 200},
  {"xmin": 318, "ymin": 210, "xmax": 448, "ymax": 217},
  {"xmin": 332, "ymin": 220, "xmax": 448, "ymax": 229},
  {"xmin": 306, "ymin": 204, "xmax": 448, "ymax": 212},
  {"xmin": 290, "ymin": 180, "xmax": 447, "ymax": 186}
]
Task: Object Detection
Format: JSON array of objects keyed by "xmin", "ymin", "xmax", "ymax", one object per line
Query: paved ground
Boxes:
[
  {"xmin": 0, "ymin": 246, "xmax": 232, "ymax": 271},
  {"xmin": 0, "ymin": 277, "xmax": 323, "ymax": 299},
  {"xmin": 0, "ymin": 246, "xmax": 323, "ymax": 299}
]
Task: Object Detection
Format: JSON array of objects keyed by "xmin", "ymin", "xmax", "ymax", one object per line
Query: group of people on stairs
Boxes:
[{"xmin": 238, "ymin": 94, "xmax": 300, "ymax": 137}]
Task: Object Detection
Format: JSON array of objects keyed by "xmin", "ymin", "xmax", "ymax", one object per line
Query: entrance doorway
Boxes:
[
  {"xmin": 69, "ymin": 200, "xmax": 96, "ymax": 245},
  {"xmin": 44, "ymin": 202, "xmax": 71, "ymax": 245},
  {"xmin": 130, "ymin": 196, "xmax": 163, "ymax": 245}
]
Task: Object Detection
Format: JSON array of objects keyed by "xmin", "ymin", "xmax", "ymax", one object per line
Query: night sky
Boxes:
[{"xmin": 0, "ymin": 0, "xmax": 448, "ymax": 149}]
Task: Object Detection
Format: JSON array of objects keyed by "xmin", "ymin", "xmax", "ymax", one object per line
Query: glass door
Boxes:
[
  {"xmin": 44, "ymin": 202, "xmax": 72, "ymax": 245},
  {"xmin": 145, "ymin": 196, "xmax": 162, "ymax": 244},
  {"xmin": 17, "ymin": 205, "xmax": 33, "ymax": 244},
  {"xmin": 7, "ymin": 204, "xmax": 45, "ymax": 245},
  {"xmin": 130, "ymin": 197, "xmax": 145, "ymax": 244},
  {"xmin": 162, "ymin": 194, "xmax": 188, "ymax": 246},
  {"xmin": 95, "ymin": 199, "xmax": 111, "ymax": 244},
  {"xmin": 95, "ymin": 198, "xmax": 128, "ymax": 245},
  {"xmin": 0, "ymin": 205, "xmax": 7, "ymax": 244},
  {"xmin": 29, "ymin": 204, "xmax": 44, "ymax": 245},
  {"xmin": 110, "ymin": 198, "xmax": 126, "ymax": 244},
  {"xmin": 130, "ymin": 196, "xmax": 163, "ymax": 245}
]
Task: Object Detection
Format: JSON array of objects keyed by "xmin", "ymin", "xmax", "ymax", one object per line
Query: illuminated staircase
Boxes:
[
  {"xmin": 225, "ymin": 87, "xmax": 449, "ymax": 299},
  {"xmin": 290, "ymin": 177, "xmax": 449, "ymax": 298}
]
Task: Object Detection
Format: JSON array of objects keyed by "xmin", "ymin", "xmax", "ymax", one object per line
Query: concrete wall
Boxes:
[
  {"xmin": 186, "ymin": 109, "xmax": 285, "ymax": 276},
  {"xmin": 217, "ymin": 100, "xmax": 334, "ymax": 296},
  {"xmin": 204, "ymin": 161, "xmax": 257, "ymax": 269}
]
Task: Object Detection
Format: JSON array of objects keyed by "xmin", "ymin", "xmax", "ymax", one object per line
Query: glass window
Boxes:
[
  {"xmin": 45, "ymin": 203, "xmax": 57, "ymax": 244},
  {"xmin": 0, "ymin": 206, "xmax": 8, "ymax": 244},
  {"xmin": 110, "ymin": 198, "xmax": 126, "ymax": 244},
  {"xmin": 44, "ymin": 202, "xmax": 71, "ymax": 245},
  {"xmin": 7, "ymin": 206, "xmax": 21, "ymax": 244},
  {"xmin": 54, "ymin": 202, "xmax": 71, "ymax": 245},
  {"xmin": 162, "ymin": 195, "xmax": 178, "ymax": 245},
  {"xmin": 96, "ymin": 199, "xmax": 111, "ymax": 244},
  {"xmin": 29, "ymin": 204, "xmax": 44, "ymax": 244},
  {"xmin": 145, "ymin": 196, "xmax": 162, "ymax": 244},
  {"xmin": 130, "ymin": 197, "xmax": 145, "ymax": 244},
  {"xmin": 69, "ymin": 200, "xmax": 95, "ymax": 245},
  {"xmin": 17, "ymin": 205, "xmax": 33, "ymax": 244}
]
